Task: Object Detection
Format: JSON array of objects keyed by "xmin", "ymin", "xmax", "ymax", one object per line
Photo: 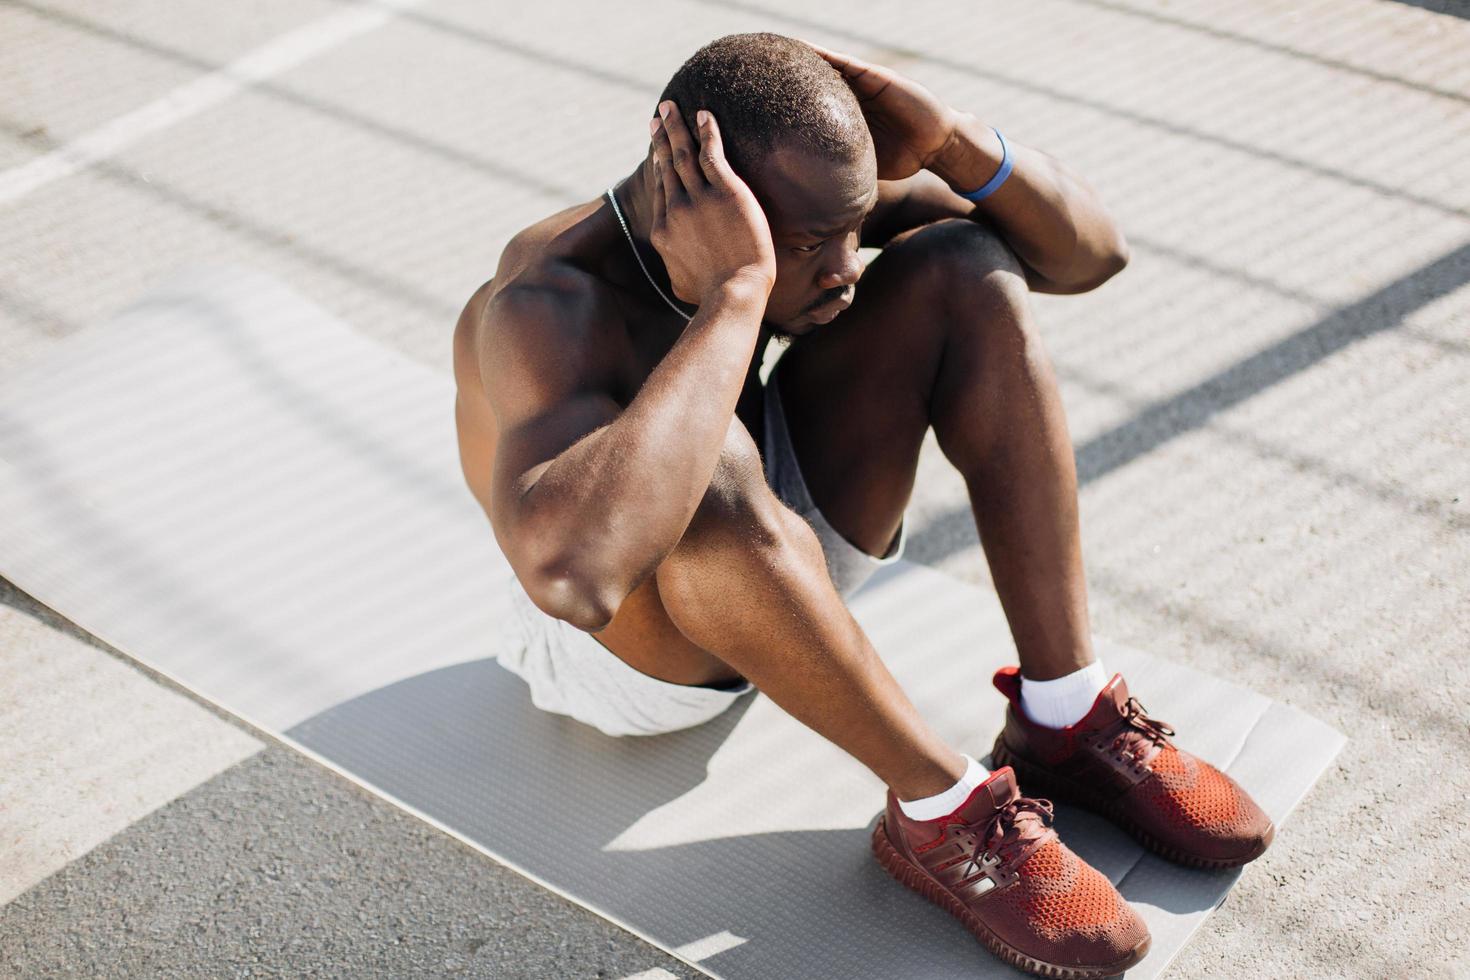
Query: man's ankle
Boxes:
[
  {"xmin": 895, "ymin": 753, "xmax": 992, "ymax": 821},
  {"xmin": 1020, "ymin": 659, "xmax": 1110, "ymax": 728}
]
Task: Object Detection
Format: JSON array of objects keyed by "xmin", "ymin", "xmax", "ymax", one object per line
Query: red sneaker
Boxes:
[
  {"xmin": 990, "ymin": 667, "xmax": 1275, "ymax": 869},
  {"xmin": 872, "ymin": 766, "xmax": 1150, "ymax": 978}
]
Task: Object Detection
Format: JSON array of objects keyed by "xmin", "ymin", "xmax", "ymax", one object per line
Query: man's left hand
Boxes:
[{"xmin": 803, "ymin": 40, "xmax": 960, "ymax": 181}]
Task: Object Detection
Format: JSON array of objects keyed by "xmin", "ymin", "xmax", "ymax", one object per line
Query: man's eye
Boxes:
[{"xmin": 793, "ymin": 242, "xmax": 823, "ymax": 254}]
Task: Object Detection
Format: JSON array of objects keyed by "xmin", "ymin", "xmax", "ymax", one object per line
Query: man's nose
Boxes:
[{"xmin": 818, "ymin": 243, "xmax": 864, "ymax": 291}]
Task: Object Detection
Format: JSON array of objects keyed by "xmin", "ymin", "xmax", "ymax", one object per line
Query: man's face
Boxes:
[{"xmin": 745, "ymin": 140, "xmax": 879, "ymax": 341}]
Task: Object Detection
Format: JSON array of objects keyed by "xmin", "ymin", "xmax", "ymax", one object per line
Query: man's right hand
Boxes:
[{"xmin": 648, "ymin": 100, "xmax": 776, "ymax": 306}]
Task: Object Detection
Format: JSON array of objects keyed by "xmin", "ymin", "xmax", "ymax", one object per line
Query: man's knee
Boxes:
[
  {"xmin": 898, "ymin": 220, "xmax": 1047, "ymax": 377},
  {"xmin": 890, "ymin": 218, "xmax": 1030, "ymax": 313},
  {"xmin": 668, "ymin": 418, "xmax": 821, "ymax": 570}
]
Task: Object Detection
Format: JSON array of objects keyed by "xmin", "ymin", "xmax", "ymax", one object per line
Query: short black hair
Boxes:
[{"xmin": 657, "ymin": 32, "xmax": 869, "ymax": 179}]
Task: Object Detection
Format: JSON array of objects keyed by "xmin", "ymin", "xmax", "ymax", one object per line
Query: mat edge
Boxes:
[{"xmin": 0, "ymin": 561, "xmax": 717, "ymax": 979}]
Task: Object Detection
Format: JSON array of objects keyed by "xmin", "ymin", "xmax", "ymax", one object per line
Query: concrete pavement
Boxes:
[{"xmin": 2, "ymin": 1, "xmax": 1467, "ymax": 976}]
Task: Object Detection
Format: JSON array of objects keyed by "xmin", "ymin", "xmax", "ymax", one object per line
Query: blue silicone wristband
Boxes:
[{"xmin": 955, "ymin": 127, "xmax": 1012, "ymax": 202}]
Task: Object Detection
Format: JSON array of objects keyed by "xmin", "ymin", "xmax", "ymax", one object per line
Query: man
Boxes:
[{"xmin": 453, "ymin": 32, "xmax": 1272, "ymax": 978}]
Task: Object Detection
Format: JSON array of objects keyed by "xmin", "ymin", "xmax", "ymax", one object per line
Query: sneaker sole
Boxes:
[
  {"xmin": 871, "ymin": 816, "xmax": 1150, "ymax": 979},
  {"xmin": 991, "ymin": 739, "xmax": 1275, "ymax": 870}
]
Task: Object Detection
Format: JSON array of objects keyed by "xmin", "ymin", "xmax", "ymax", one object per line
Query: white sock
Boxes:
[
  {"xmin": 1020, "ymin": 659, "xmax": 1110, "ymax": 729},
  {"xmin": 897, "ymin": 754, "xmax": 991, "ymax": 821}
]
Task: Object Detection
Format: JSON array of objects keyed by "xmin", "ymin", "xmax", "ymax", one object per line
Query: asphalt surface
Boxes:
[{"xmin": 2, "ymin": 1, "xmax": 1468, "ymax": 977}]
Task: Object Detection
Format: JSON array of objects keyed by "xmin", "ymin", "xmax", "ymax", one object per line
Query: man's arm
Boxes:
[
  {"xmin": 483, "ymin": 276, "xmax": 767, "ymax": 633},
  {"xmin": 806, "ymin": 40, "xmax": 1127, "ymax": 295},
  {"xmin": 483, "ymin": 101, "xmax": 776, "ymax": 633},
  {"xmin": 863, "ymin": 157, "xmax": 1128, "ymax": 295},
  {"xmin": 924, "ymin": 116, "xmax": 1130, "ymax": 294},
  {"xmin": 859, "ymin": 176, "xmax": 950, "ymax": 250}
]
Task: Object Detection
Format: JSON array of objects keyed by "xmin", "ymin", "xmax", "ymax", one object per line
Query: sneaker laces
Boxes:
[
  {"xmin": 965, "ymin": 794, "xmax": 1056, "ymax": 876},
  {"xmin": 1106, "ymin": 695, "xmax": 1176, "ymax": 767}
]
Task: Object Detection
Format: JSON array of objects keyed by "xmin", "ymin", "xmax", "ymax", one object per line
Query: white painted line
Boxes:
[
  {"xmin": 675, "ymin": 931, "xmax": 748, "ymax": 962},
  {"xmin": 0, "ymin": 0, "xmax": 425, "ymax": 209},
  {"xmin": 613, "ymin": 931, "xmax": 747, "ymax": 978}
]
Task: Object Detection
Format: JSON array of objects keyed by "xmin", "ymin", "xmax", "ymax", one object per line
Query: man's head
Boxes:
[{"xmin": 657, "ymin": 33, "xmax": 877, "ymax": 340}]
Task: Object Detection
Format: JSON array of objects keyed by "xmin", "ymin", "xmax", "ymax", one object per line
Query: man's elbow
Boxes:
[
  {"xmin": 501, "ymin": 505, "xmax": 624, "ymax": 632},
  {"xmin": 1085, "ymin": 227, "xmax": 1130, "ymax": 284},
  {"xmin": 1056, "ymin": 235, "xmax": 1129, "ymax": 294},
  {"xmin": 1104, "ymin": 232, "xmax": 1130, "ymax": 278},
  {"xmin": 522, "ymin": 560, "xmax": 620, "ymax": 634}
]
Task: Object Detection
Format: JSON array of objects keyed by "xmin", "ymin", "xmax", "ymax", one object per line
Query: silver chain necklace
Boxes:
[{"xmin": 605, "ymin": 184, "xmax": 693, "ymax": 322}]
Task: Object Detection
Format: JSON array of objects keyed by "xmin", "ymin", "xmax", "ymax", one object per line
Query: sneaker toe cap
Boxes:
[
  {"xmin": 1067, "ymin": 906, "xmax": 1151, "ymax": 971},
  {"xmin": 1134, "ymin": 750, "xmax": 1276, "ymax": 865},
  {"xmin": 995, "ymin": 842, "xmax": 1153, "ymax": 970}
]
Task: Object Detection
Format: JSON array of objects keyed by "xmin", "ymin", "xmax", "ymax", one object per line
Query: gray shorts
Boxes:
[
  {"xmin": 762, "ymin": 358, "xmax": 908, "ymax": 597},
  {"xmin": 493, "ymin": 358, "xmax": 908, "ymax": 737}
]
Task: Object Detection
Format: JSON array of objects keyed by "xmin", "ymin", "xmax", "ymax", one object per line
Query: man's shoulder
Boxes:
[
  {"xmin": 485, "ymin": 204, "xmax": 626, "ymax": 342},
  {"xmin": 460, "ymin": 204, "xmax": 632, "ymax": 401}
]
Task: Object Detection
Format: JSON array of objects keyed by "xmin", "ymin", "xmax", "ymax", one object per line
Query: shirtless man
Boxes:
[{"xmin": 453, "ymin": 33, "xmax": 1272, "ymax": 978}]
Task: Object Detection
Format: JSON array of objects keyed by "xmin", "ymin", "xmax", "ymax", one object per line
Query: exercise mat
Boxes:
[{"xmin": 0, "ymin": 266, "xmax": 1345, "ymax": 978}]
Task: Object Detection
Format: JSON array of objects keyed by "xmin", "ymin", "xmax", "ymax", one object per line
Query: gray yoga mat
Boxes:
[{"xmin": 0, "ymin": 266, "xmax": 1345, "ymax": 978}]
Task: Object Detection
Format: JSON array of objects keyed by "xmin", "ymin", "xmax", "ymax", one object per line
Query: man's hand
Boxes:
[
  {"xmin": 803, "ymin": 40, "xmax": 961, "ymax": 181},
  {"xmin": 649, "ymin": 100, "xmax": 776, "ymax": 306},
  {"xmin": 806, "ymin": 40, "xmax": 1129, "ymax": 294}
]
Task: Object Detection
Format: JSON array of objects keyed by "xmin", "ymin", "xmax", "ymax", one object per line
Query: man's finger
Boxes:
[
  {"xmin": 658, "ymin": 100, "xmax": 706, "ymax": 193},
  {"xmin": 799, "ymin": 38, "xmax": 889, "ymax": 97},
  {"xmin": 799, "ymin": 37, "xmax": 861, "ymax": 73},
  {"xmin": 650, "ymin": 112, "xmax": 682, "ymax": 204},
  {"xmin": 695, "ymin": 109, "xmax": 734, "ymax": 186},
  {"xmin": 649, "ymin": 136, "xmax": 667, "ymax": 231},
  {"xmin": 799, "ymin": 37, "xmax": 845, "ymax": 65}
]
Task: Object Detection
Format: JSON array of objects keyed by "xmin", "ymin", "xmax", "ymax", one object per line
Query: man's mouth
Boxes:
[{"xmin": 807, "ymin": 290, "xmax": 853, "ymax": 324}]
